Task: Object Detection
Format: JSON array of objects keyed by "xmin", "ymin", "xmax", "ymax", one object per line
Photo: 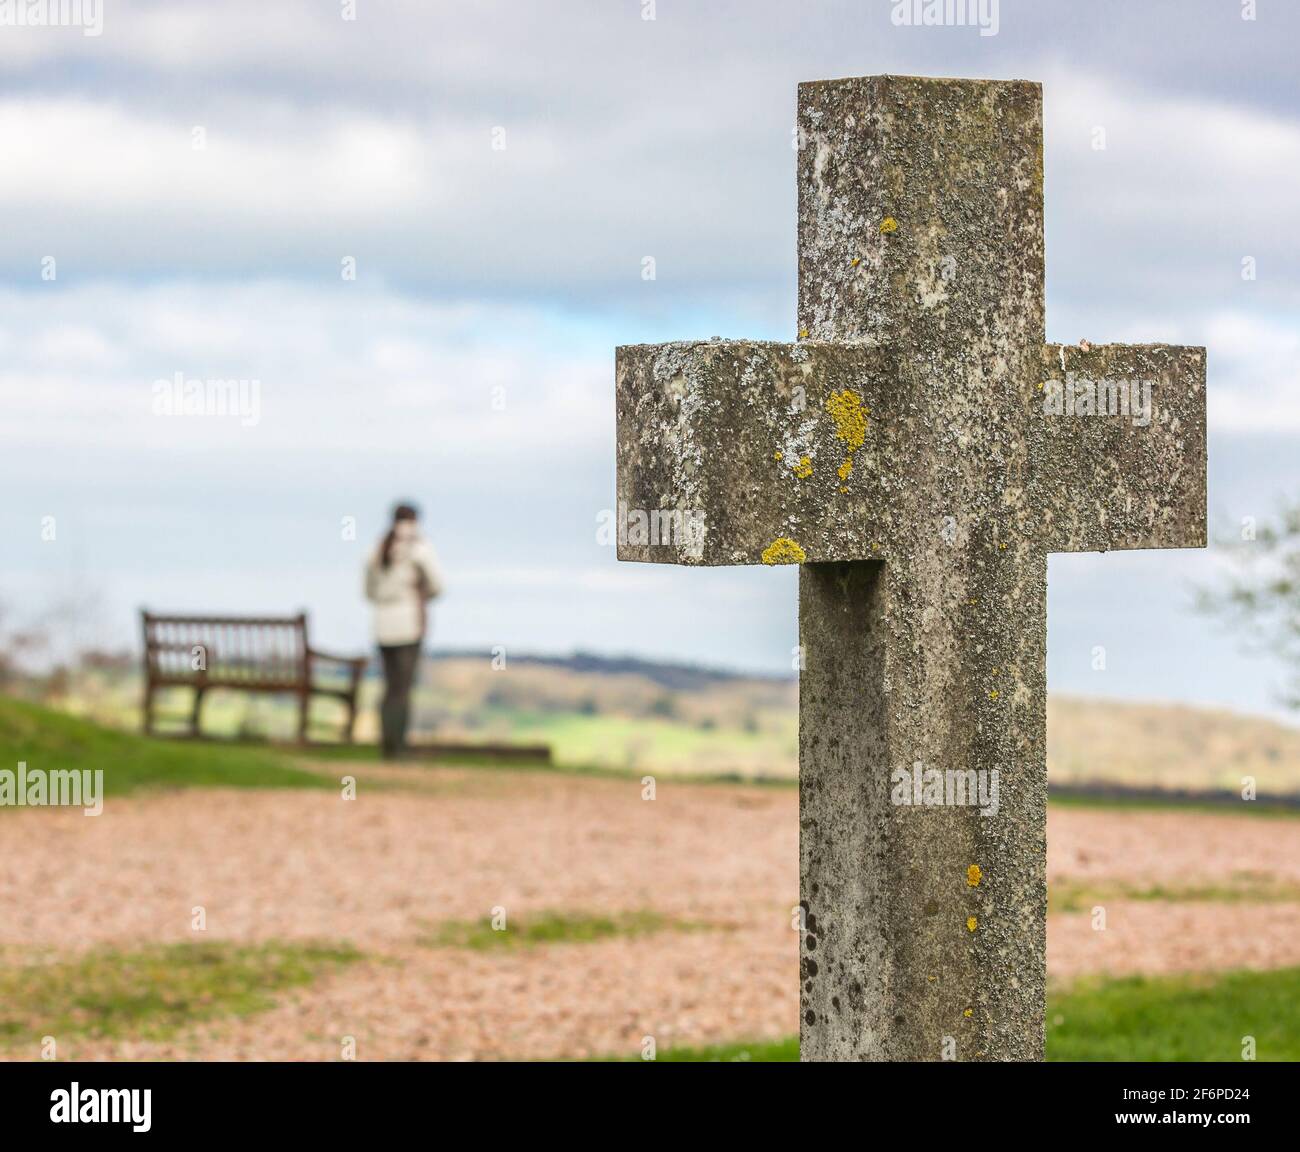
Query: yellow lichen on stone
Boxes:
[
  {"xmin": 989, "ymin": 688, "xmax": 1000, "ymax": 700},
  {"xmin": 967, "ymin": 916, "xmax": 978, "ymax": 933},
  {"xmin": 850, "ymin": 256, "xmax": 861, "ymax": 267},
  {"xmin": 798, "ymin": 328, "xmax": 809, "ymax": 339},
  {"xmin": 967, "ymin": 864, "xmax": 982, "ymax": 887},
  {"xmin": 826, "ymin": 389, "xmax": 867, "ymax": 492},
  {"xmin": 761, "ymin": 537, "xmax": 806, "ymax": 565},
  {"xmin": 773, "ymin": 450, "xmax": 783, "ymax": 462},
  {"xmin": 792, "ymin": 456, "xmax": 813, "ymax": 479},
  {"xmin": 880, "ymin": 216, "xmax": 899, "ymax": 234},
  {"xmin": 826, "ymin": 390, "xmax": 867, "ymax": 450},
  {"xmin": 963, "ymin": 1008, "xmax": 973, "ymax": 1018}
]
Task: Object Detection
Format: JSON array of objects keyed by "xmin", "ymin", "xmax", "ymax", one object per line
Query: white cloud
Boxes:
[
  {"xmin": 1203, "ymin": 312, "xmax": 1300, "ymax": 433},
  {"xmin": 1041, "ymin": 65, "xmax": 1300, "ymax": 324},
  {"xmin": 0, "ymin": 281, "xmax": 611, "ymax": 458},
  {"xmin": 1, "ymin": 7, "xmax": 1296, "ymax": 322},
  {"xmin": 0, "ymin": 98, "xmax": 430, "ymax": 216}
]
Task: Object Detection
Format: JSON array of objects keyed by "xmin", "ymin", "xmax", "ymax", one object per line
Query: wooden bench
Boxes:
[{"xmin": 141, "ymin": 611, "xmax": 368, "ymax": 743}]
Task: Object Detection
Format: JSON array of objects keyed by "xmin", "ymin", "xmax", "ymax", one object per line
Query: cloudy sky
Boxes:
[{"xmin": 2, "ymin": 0, "xmax": 1297, "ymax": 717}]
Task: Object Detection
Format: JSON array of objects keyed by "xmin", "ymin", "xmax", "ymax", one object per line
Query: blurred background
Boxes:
[
  {"xmin": 2, "ymin": 0, "xmax": 1298, "ymax": 708},
  {"xmin": 0, "ymin": 0, "xmax": 1297, "ymax": 1062}
]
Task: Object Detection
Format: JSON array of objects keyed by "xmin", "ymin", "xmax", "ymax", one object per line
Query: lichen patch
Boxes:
[
  {"xmin": 826, "ymin": 388, "xmax": 868, "ymax": 492},
  {"xmin": 761, "ymin": 537, "xmax": 807, "ymax": 565},
  {"xmin": 826, "ymin": 389, "xmax": 867, "ymax": 449}
]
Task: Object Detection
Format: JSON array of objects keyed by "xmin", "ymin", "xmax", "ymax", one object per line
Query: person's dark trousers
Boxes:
[{"xmin": 378, "ymin": 642, "xmax": 422, "ymax": 758}]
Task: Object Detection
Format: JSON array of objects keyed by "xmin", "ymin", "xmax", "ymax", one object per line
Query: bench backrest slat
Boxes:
[{"xmin": 142, "ymin": 612, "xmax": 308, "ymax": 685}]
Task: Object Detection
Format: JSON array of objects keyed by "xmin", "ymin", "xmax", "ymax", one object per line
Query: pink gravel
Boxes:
[{"xmin": 0, "ymin": 767, "xmax": 1296, "ymax": 1059}]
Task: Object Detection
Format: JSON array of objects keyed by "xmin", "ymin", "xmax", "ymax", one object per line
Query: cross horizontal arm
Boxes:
[{"xmin": 1032, "ymin": 343, "xmax": 1207, "ymax": 553}]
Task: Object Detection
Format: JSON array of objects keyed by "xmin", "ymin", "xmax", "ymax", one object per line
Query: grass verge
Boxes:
[
  {"xmin": 612, "ymin": 1036, "xmax": 800, "ymax": 1062},
  {"xmin": 419, "ymin": 910, "xmax": 699, "ymax": 950},
  {"xmin": 1050, "ymin": 875, "xmax": 1300, "ymax": 914},
  {"xmin": 592, "ymin": 967, "xmax": 1300, "ymax": 1062},
  {"xmin": 0, "ymin": 941, "xmax": 359, "ymax": 1049},
  {"xmin": 0, "ymin": 695, "xmax": 335, "ymax": 797},
  {"xmin": 1048, "ymin": 966, "xmax": 1300, "ymax": 1061}
]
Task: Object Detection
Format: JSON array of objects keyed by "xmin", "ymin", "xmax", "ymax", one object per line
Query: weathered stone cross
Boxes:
[{"xmin": 615, "ymin": 76, "xmax": 1206, "ymax": 1060}]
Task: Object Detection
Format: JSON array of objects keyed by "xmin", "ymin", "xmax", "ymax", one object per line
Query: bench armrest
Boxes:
[{"xmin": 306, "ymin": 647, "xmax": 369, "ymax": 673}]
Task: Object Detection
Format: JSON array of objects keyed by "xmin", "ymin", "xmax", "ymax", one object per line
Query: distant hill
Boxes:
[
  {"xmin": 42, "ymin": 648, "xmax": 1300, "ymax": 797},
  {"xmin": 1047, "ymin": 694, "xmax": 1300, "ymax": 798},
  {"xmin": 421, "ymin": 657, "xmax": 1300, "ymax": 795}
]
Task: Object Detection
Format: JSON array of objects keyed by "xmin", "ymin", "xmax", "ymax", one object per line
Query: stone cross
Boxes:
[{"xmin": 614, "ymin": 75, "xmax": 1206, "ymax": 1061}]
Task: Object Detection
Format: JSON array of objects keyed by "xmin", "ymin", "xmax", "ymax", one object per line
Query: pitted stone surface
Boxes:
[{"xmin": 613, "ymin": 75, "xmax": 1207, "ymax": 1061}]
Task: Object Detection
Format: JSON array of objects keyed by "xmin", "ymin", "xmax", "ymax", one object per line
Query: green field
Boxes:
[
  {"xmin": 7, "ymin": 694, "xmax": 1300, "ymax": 813},
  {"xmin": 42, "ymin": 657, "xmax": 1300, "ymax": 794},
  {"xmin": 52, "ymin": 661, "xmax": 802, "ymax": 779}
]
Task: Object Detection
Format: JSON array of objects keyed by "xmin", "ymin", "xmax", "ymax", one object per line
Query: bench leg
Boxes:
[
  {"xmin": 143, "ymin": 681, "xmax": 156, "ymax": 735},
  {"xmin": 190, "ymin": 687, "xmax": 205, "ymax": 736},
  {"xmin": 297, "ymin": 690, "xmax": 310, "ymax": 745},
  {"xmin": 343, "ymin": 693, "xmax": 358, "ymax": 744}
]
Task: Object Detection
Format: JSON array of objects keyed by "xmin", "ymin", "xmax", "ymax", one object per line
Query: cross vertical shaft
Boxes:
[{"xmin": 797, "ymin": 76, "xmax": 1047, "ymax": 1060}]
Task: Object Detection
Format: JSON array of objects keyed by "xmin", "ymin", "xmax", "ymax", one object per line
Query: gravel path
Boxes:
[{"xmin": 1, "ymin": 767, "xmax": 1297, "ymax": 1059}]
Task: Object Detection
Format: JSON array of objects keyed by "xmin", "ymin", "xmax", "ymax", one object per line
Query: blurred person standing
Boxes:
[{"xmin": 364, "ymin": 503, "xmax": 444, "ymax": 758}]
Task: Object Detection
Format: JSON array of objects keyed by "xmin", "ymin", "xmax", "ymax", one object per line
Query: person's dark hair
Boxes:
[{"xmin": 380, "ymin": 503, "xmax": 419, "ymax": 569}]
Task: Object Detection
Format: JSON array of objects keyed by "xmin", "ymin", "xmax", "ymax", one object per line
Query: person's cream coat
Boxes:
[{"xmin": 364, "ymin": 523, "xmax": 444, "ymax": 646}]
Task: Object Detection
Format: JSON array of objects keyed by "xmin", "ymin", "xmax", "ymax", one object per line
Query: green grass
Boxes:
[
  {"xmin": 1050, "ymin": 875, "xmax": 1300, "ymax": 914},
  {"xmin": 0, "ymin": 941, "xmax": 359, "ymax": 1048},
  {"xmin": 1048, "ymin": 789, "xmax": 1300, "ymax": 819},
  {"xmin": 600, "ymin": 968, "xmax": 1300, "ymax": 1062},
  {"xmin": 420, "ymin": 910, "xmax": 693, "ymax": 951},
  {"xmin": 1048, "ymin": 967, "xmax": 1300, "ymax": 1061},
  {"xmin": 607, "ymin": 1037, "xmax": 801, "ymax": 1062},
  {"xmin": 0, "ymin": 694, "xmax": 334, "ymax": 797}
]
